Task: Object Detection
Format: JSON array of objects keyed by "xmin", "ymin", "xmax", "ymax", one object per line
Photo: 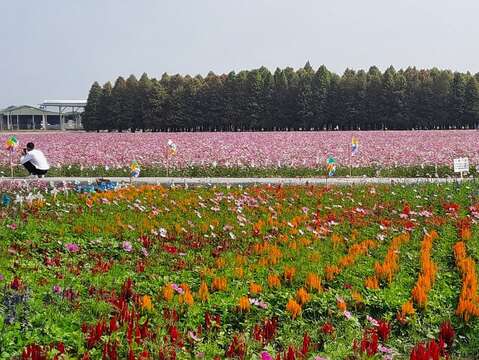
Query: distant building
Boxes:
[
  {"xmin": 0, "ymin": 105, "xmax": 60, "ymax": 130},
  {"xmin": 0, "ymin": 100, "xmax": 86, "ymax": 131}
]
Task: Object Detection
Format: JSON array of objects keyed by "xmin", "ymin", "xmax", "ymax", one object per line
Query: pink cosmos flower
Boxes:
[
  {"xmin": 344, "ymin": 311, "xmax": 352, "ymax": 319},
  {"xmin": 65, "ymin": 243, "xmax": 79, "ymax": 252},
  {"xmin": 53, "ymin": 285, "xmax": 62, "ymax": 294},
  {"xmin": 122, "ymin": 241, "xmax": 132, "ymax": 252},
  {"xmin": 171, "ymin": 283, "xmax": 184, "ymax": 294}
]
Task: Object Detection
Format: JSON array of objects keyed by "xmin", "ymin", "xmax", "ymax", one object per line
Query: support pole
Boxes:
[
  {"xmin": 16, "ymin": 114, "xmax": 19, "ymax": 130},
  {"xmin": 32, "ymin": 114, "xmax": 35, "ymax": 130},
  {"xmin": 42, "ymin": 115, "xmax": 47, "ymax": 130}
]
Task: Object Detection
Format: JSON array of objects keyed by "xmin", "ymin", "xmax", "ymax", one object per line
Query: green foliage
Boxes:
[{"xmin": 85, "ymin": 66, "xmax": 479, "ymax": 132}]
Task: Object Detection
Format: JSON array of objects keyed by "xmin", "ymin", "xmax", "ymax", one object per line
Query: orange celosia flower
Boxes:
[
  {"xmin": 234, "ymin": 267, "xmax": 244, "ymax": 279},
  {"xmin": 324, "ymin": 265, "xmax": 340, "ymax": 281},
  {"xmin": 179, "ymin": 290, "xmax": 194, "ymax": 306},
  {"xmin": 215, "ymin": 257, "xmax": 226, "ymax": 269},
  {"xmin": 365, "ymin": 276, "xmax": 379, "ymax": 290},
  {"xmin": 268, "ymin": 274, "xmax": 281, "ymax": 289},
  {"xmin": 249, "ymin": 282, "xmax": 262, "ymax": 295},
  {"xmin": 286, "ymin": 299, "xmax": 302, "ymax": 319},
  {"xmin": 308, "ymin": 251, "xmax": 321, "ymax": 262},
  {"xmin": 235, "ymin": 255, "xmax": 247, "ymax": 266},
  {"xmin": 141, "ymin": 295, "xmax": 153, "ymax": 311},
  {"xmin": 411, "ymin": 231, "xmax": 438, "ymax": 308},
  {"xmin": 374, "ymin": 233, "xmax": 410, "ymax": 284},
  {"xmin": 296, "ymin": 287, "xmax": 311, "ymax": 305},
  {"xmin": 163, "ymin": 284, "xmax": 174, "ymax": 302},
  {"xmin": 198, "ymin": 281, "xmax": 209, "ymax": 302},
  {"xmin": 211, "ymin": 277, "xmax": 228, "ymax": 292},
  {"xmin": 238, "ymin": 296, "xmax": 251, "ymax": 312},
  {"xmin": 332, "ymin": 234, "xmax": 343, "ymax": 248},
  {"xmin": 337, "ymin": 298, "xmax": 347, "ymax": 312},
  {"xmin": 397, "ymin": 300, "xmax": 415, "ymax": 323},
  {"xmin": 454, "ymin": 241, "xmax": 479, "ymax": 320},
  {"xmin": 283, "ymin": 266, "xmax": 296, "ymax": 283},
  {"xmin": 305, "ymin": 273, "xmax": 322, "ymax": 292}
]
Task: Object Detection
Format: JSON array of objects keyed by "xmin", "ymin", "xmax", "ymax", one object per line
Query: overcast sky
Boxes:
[{"xmin": 1, "ymin": 0, "xmax": 479, "ymax": 108}]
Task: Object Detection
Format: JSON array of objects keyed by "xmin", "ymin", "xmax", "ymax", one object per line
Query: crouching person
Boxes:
[{"xmin": 20, "ymin": 142, "xmax": 50, "ymax": 178}]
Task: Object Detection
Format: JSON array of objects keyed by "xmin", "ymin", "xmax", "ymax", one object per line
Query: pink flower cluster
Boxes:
[{"xmin": 1, "ymin": 130, "xmax": 476, "ymax": 168}]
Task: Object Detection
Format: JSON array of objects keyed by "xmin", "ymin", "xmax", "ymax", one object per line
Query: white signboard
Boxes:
[{"xmin": 453, "ymin": 157, "xmax": 469, "ymax": 173}]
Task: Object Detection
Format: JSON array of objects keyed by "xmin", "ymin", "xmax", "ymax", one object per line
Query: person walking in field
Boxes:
[{"xmin": 20, "ymin": 142, "xmax": 50, "ymax": 178}]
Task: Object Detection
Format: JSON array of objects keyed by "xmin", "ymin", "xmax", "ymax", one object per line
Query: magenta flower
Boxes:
[
  {"xmin": 343, "ymin": 311, "xmax": 352, "ymax": 319},
  {"xmin": 65, "ymin": 243, "xmax": 79, "ymax": 252},
  {"xmin": 261, "ymin": 352, "xmax": 273, "ymax": 360},
  {"xmin": 0, "ymin": 274, "xmax": 4, "ymax": 281},
  {"xmin": 53, "ymin": 285, "xmax": 62, "ymax": 294},
  {"xmin": 7, "ymin": 224, "xmax": 17, "ymax": 230}
]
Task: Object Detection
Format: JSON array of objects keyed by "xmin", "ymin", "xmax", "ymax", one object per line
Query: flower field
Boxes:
[
  {"xmin": 0, "ymin": 131, "xmax": 478, "ymax": 178},
  {"xmin": 1, "ymin": 182, "xmax": 479, "ymax": 359}
]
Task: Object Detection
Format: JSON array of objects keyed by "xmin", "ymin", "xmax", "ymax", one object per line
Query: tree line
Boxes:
[{"xmin": 83, "ymin": 63, "xmax": 479, "ymax": 132}]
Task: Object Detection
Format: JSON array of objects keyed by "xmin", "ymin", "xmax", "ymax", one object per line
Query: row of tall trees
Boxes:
[{"xmin": 83, "ymin": 64, "xmax": 479, "ymax": 132}]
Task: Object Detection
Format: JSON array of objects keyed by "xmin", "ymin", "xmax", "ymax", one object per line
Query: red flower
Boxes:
[
  {"xmin": 439, "ymin": 321, "xmax": 455, "ymax": 347},
  {"xmin": 376, "ymin": 320, "xmax": 390, "ymax": 342},
  {"xmin": 321, "ymin": 322, "xmax": 335, "ymax": 335}
]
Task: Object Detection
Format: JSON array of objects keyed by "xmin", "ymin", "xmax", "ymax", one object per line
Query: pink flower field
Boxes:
[{"xmin": 1, "ymin": 130, "xmax": 477, "ymax": 169}]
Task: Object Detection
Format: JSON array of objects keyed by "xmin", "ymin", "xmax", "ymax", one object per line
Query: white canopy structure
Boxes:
[{"xmin": 40, "ymin": 100, "xmax": 87, "ymax": 130}]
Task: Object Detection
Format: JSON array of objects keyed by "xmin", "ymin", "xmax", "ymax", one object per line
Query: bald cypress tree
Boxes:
[{"xmin": 83, "ymin": 82, "xmax": 102, "ymax": 131}]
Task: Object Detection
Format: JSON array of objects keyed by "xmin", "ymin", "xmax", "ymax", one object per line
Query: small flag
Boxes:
[
  {"xmin": 130, "ymin": 160, "xmax": 141, "ymax": 178},
  {"xmin": 167, "ymin": 139, "xmax": 177, "ymax": 156},
  {"xmin": 351, "ymin": 136, "xmax": 359, "ymax": 156},
  {"xmin": 327, "ymin": 156, "xmax": 336, "ymax": 177}
]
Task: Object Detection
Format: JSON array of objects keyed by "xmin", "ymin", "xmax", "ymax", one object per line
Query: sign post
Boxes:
[{"xmin": 453, "ymin": 157, "xmax": 469, "ymax": 180}]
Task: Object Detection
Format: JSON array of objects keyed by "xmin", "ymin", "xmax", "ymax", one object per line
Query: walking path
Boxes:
[{"xmin": 0, "ymin": 176, "xmax": 473, "ymax": 186}]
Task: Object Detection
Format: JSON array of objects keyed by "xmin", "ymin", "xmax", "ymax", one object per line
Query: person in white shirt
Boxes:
[{"xmin": 20, "ymin": 142, "xmax": 50, "ymax": 178}]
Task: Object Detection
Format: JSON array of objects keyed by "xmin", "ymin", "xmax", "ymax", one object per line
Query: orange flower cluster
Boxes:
[
  {"xmin": 305, "ymin": 273, "xmax": 322, "ymax": 292},
  {"xmin": 283, "ymin": 266, "xmax": 296, "ymax": 283},
  {"xmin": 454, "ymin": 241, "xmax": 479, "ymax": 320},
  {"xmin": 178, "ymin": 284, "xmax": 194, "ymax": 306},
  {"xmin": 411, "ymin": 231, "xmax": 438, "ymax": 307},
  {"xmin": 337, "ymin": 298, "xmax": 347, "ymax": 312},
  {"xmin": 296, "ymin": 287, "xmax": 311, "ymax": 305},
  {"xmin": 326, "ymin": 240, "xmax": 376, "ymax": 281},
  {"xmin": 267, "ymin": 274, "xmax": 281, "ymax": 289},
  {"xmin": 249, "ymin": 282, "xmax": 263, "ymax": 295},
  {"xmin": 163, "ymin": 284, "xmax": 174, "ymax": 302},
  {"xmin": 332, "ymin": 233, "xmax": 343, "ymax": 248},
  {"xmin": 140, "ymin": 295, "xmax": 153, "ymax": 311},
  {"xmin": 234, "ymin": 267, "xmax": 244, "ymax": 279},
  {"xmin": 364, "ymin": 276, "xmax": 379, "ymax": 289},
  {"xmin": 397, "ymin": 300, "xmax": 415, "ymax": 323},
  {"xmin": 211, "ymin": 277, "xmax": 228, "ymax": 292},
  {"xmin": 238, "ymin": 296, "xmax": 251, "ymax": 312},
  {"xmin": 286, "ymin": 299, "xmax": 302, "ymax": 319},
  {"xmin": 252, "ymin": 242, "xmax": 282, "ymax": 265},
  {"xmin": 374, "ymin": 233, "xmax": 410, "ymax": 284},
  {"xmin": 198, "ymin": 281, "xmax": 209, "ymax": 302}
]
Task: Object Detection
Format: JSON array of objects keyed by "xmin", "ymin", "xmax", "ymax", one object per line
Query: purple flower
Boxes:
[
  {"xmin": 53, "ymin": 285, "xmax": 62, "ymax": 294},
  {"xmin": 314, "ymin": 357, "xmax": 328, "ymax": 360},
  {"xmin": 65, "ymin": 243, "xmax": 79, "ymax": 253},
  {"xmin": 122, "ymin": 241, "xmax": 133, "ymax": 252},
  {"xmin": 0, "ymin": 274, "xmax": 4, "ymax": 281},
  {"xmin": 249, "ymin": 298, "xmax": 268, "ymax": 309},
  {"xmin": 141, "ymin": 247, "xmax": 149, "ymax": 257},
  {"xmin": 171, "ymin": 283, "xmax": 184, "ymax": 294},
  {"xmin": 343, "ymin": 311, "xmax": 352, "ymax": 319},
  {"xmin": 367, "ymin": 315, "xmax": 379, "ymax": 327}
]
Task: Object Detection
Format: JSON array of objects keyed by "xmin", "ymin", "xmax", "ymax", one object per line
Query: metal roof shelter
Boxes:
[
  {"xmin": 40, "ymin": 100, "xmax": 86, "ymax": 130},
  {"xmin": 0, "ymin": 105, "xmax": 59, "ymax": 131}
]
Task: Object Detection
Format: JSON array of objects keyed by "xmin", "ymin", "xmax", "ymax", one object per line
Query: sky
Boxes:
[{"xmin": 1, "ymin": 0, "xmax": 479, "ymax": 108}]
